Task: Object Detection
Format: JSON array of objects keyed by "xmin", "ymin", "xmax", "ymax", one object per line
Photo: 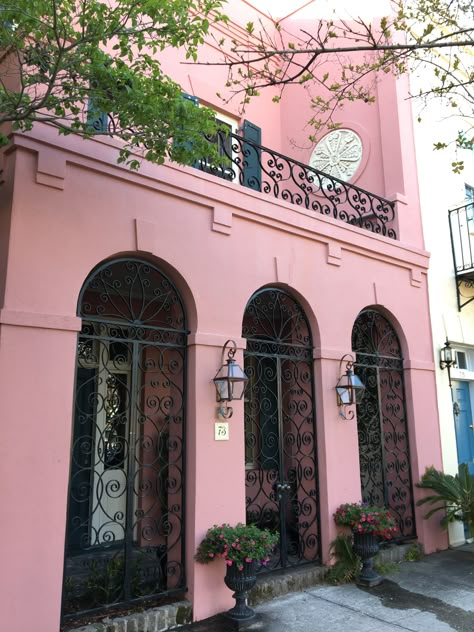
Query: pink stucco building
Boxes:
[{"xmin": 0, "ymin": 2, "xmax": 446, "ymax": 631}]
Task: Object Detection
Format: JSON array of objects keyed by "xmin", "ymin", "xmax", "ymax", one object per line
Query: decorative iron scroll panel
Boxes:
[
  {"xmin": 243, "ymin": 289, "xmax": 320, "ymax": 571},
  {"xmin": 448, "ymin": 202, "xmax": 474, "ymax": 310},
  {"xmin": 102, "ymin": 117, "xmax": 396, "ymax": 238},
  {"xmin": 199, "ymin": 130, "xmax": 397, "ymax": 239},
  {"xmin": 352, "ymin": 310, "xmax": 416, "ymax": 540},
  {"xmin": 62, "ymin": 259, "xmax": 187, "ymax": 621}
]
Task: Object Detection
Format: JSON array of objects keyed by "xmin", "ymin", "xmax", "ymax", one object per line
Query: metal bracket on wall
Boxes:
[{"xmin": 455, "ymin": 276, "xmax": 474, "ymax": 311}]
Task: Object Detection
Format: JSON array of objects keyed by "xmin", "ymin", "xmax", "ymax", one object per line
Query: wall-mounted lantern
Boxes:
[
  {"xmin": 336, "ymin": 353, "xmax": 365, "ymax": 420},
  {"xmin": 213, "ymin": 340, "xmax": 249, "ymax": 419},
  {"xmin": 440, "ymin": 337, "xmax": 457, "ymax": 388}
]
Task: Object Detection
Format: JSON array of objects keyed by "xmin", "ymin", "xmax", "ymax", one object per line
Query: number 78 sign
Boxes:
[{"xmin": 214, "ymin": 422, "xmax": 229, "ymax": 441}]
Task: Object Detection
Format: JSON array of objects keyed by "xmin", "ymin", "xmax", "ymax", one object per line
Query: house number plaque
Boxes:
[{"xmin": 214, "ymin": 422, "xmax": 229, "ymax": 441}]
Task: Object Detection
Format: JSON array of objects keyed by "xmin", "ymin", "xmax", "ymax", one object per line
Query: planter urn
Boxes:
[
  {"xmin": 352, "ymin": 531, "xmax": 384, "ymax": 587},
  {"xmin": 223, "ymin": 560, "xmax": 258, "ymax": 621}
]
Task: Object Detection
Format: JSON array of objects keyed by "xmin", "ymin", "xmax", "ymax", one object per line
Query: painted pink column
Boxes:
[
  {"xmin": 314, "ymin": 348, "xmax": 362, "ymax": 563},
  {"xmin": 0, "ymin": 151, "xmax": 14, "ymax": 304},
  {"xmin": 403, "ymin": 361, "xmax": 448, "ymax": 553},
  {"xmin": 0, "ymin": 315, "xmax": 80, "ymax": 632},
  {"xmin": 185, "ymin": 333, "xmax": 247, "ymax": 622},
  {"xmin": 377, "ymin": 73, "xmax": 425, "ymax": 248}
]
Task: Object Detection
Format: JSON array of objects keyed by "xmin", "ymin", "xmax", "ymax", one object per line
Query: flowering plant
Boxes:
[
  {"xmin": 195, "ymin": 523, "xmax": 279, "ymax": 570},
  {"xmin": 334, "ymin": 502, "xmax": 398, "ymax": 539}
]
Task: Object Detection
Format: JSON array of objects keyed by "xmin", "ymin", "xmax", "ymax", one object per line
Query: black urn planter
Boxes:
[
  {"xmin": 352, "ymin": 531, "xmax": 384, "ymax": 587},
  {"xmin": 224, "ymin": 560, "xmax": 258, "ymax": 621}
]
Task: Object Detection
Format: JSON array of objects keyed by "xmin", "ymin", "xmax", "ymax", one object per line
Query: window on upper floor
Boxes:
[
  {"xmin": 87, "ymin": 99, "xmax": 109, "ymax": 133},
  {"xmin": 85, "ymin": 93, "xmax": 263, "ymax": 191},
  {"xmin": 456, "ymin": 350, "xmax": 468, "ymax": 370},
  {"xmin": 181, "ymin": 93, "xmax": 262, "ymax": 191},
  {"xmin": 199, "ymin": 111, "xmax": 238, "ymax": 182}
]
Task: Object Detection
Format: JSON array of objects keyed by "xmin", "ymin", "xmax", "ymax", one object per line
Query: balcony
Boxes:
[
  {"xmin": 96, "ymin": 105, "xmax": 397, "ymax": 239},
  {"xmin": 449, "ymin": 201, "xmax": 474, "ymax": 310},
  {"xmin": 195, "ymin": 130, "xmax": 397, "ymax": 240}
]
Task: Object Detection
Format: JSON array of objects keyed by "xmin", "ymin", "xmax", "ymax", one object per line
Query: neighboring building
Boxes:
[
  {"xmin": 413, "ymin": 82, "xmax": 474, "ymax": 547},
  {"xmin": 0, "ymin": 2, "xmax": 446, "ymax": 631}
]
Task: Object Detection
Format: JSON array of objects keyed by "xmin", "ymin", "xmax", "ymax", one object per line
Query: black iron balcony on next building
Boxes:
[
  {"xmin": 449, "ymin": 201, "xmax": 474, "ymax": 310},
  {"xmin": 194, "ymin": 128, "xmax": 397, "ymax": 240}
]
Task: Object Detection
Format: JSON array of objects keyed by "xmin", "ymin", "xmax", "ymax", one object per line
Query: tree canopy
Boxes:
[
  {"xmin": 213, "ymin": 0, "xmax": 473, "ymax": 168},
  {"xmin": 0, "ymin": 0, "xmax": 226, "ymax": 168},
  {"xmin": 2, "ymin": 0, "xmax": 473, "ymax": 171}
]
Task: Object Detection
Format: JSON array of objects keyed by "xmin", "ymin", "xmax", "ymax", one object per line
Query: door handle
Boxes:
[{"xmin": 274, "ymin": 481, "xmax": 291, "ymax": 500}]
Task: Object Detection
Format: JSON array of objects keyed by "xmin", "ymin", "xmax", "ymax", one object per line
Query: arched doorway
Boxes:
[
  {"xmin": 62, "ymin": 258, "xmax": 187, "ymax": 621},
  {"xmin": 352, "ymin": 309, "xmax": 416, "ymax": 540},
  {"xmin": 242, "ymin": 288, "xmax": 320, "ymax": 569}
]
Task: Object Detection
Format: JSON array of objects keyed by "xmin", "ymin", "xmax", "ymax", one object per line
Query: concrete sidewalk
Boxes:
[{"xmin": 178, "ymin": 544, "xmax": 474, "ymax": 632}]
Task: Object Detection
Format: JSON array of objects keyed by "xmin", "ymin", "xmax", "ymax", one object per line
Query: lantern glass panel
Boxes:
[
  {"xmin": 231, "ymin": 380, "xmax": 246, "ymax": 400},
  {"xmin": 350, "ymin": 374, "xmax": 365, "ymax": 403},
  {"xmin": 336, "ymin": 385, "xmax": 352, "ymax": 405},
  {"xmin": 226, "ymin": 362, "xmax": 248, "ymax": 381},
  {"xmin": 215, "ymin": 379, "xmax": 231, "ymax": 401},
  {"xmin": 444, "ymin": 346, "xmax": 453, "ymax": 364}
]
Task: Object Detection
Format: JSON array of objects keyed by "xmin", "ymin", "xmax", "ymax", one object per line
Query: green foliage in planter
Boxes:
[
  {"xmin": 196, "ymin": 523, "xmax": 279, "ymax": 570},
  {"xmin": 325, "ymin": 534, "xmax": 361, "ymax": 585},
  {"xmin": 334, "ymin": 502, "xmax": 398, "ymax": 539},
  {"xmin": 416, "ymin": 464, "xmax": 474, "ymax": 537}
]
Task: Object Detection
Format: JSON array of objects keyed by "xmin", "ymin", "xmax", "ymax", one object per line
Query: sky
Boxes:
[{"xmin": 244, "ymin": 0, "xmax": 393, "ymax": 22}]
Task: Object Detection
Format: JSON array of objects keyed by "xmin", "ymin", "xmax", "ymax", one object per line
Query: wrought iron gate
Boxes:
[
  {"xmin": 242, "ymin": 289, "xmax": 320, "ymax": 570},
  {"xmin": 352, "ymin": 309, "xmax": 416, "ymax": 540},
  {"xmin": 62, "ymin": 259, "xmax": 187, "ymax": 621}
]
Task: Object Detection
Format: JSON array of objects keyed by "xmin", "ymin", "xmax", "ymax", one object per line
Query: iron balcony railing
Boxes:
[
  {"xmin": 90, "ymin": 107, "xmax": 397, "ymax": 239},
  {"xmin": 449, "ymin": 201, "xmax": 474, "ymax": 310},
  {"xmin": 197, "ymin": 130, "xmax": 397, "ymax": 239}
]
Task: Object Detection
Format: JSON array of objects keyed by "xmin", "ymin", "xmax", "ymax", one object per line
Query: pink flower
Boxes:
[
  {"xmin": 208, "ymin": 553, "xmax": 214, "ymax": 558},
  {"xmin": 245, "ymin": 557, "xmax": 252, "ymax": 563},
  {"xmin": 226, "ymin": 560, "xmax": 233, "ymax": 566}
]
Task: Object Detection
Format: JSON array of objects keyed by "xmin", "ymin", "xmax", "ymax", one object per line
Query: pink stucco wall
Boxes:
[{"xmin": 0, "ymin": 6, "xmax": 446, "ymax": 631}]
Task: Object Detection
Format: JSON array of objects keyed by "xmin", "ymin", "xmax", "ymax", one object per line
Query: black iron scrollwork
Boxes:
[
  {"xmin": 243, "ymin": 288, "xmax": 320, "ymax": 571},
  {"xmin": 198, "ymin": 131, "xmax": 397, "ymax": 239},
  {"xmin": 352, "ymin": 310, "xmax": 415, "ymax": 540},
  {"xmin": 100, "ymin": 118, "xmax": 397, "ymax": 239},
  {"xmin": 63, "ymin": 259, "xmax": 187, "ymax": 622},
  {"xmin": 448, "ymin": 202, "xmax": 474, "ymax": 310}
]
